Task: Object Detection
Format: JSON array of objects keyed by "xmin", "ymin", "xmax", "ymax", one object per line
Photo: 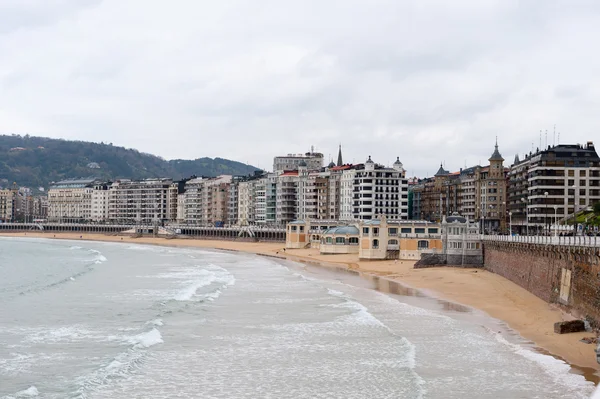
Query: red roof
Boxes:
[
  {"xmin": 330, "ymin": 165, "xmax": 352, "ymax": 171},
  {"xmin": 281, "ymin": 171, "xmax": 299, "ymax": 176}
]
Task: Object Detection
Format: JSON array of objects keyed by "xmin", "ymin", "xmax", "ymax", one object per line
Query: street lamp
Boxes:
[
  {"xmin": 521, "ymin": 197, "xmax": 528, "ymax": 236},
  {"xmin": 553, "ymin": 205, "xmax": 558, "ymax": 237},
  {"xmin": 544, "ymin": 191, "xmax": 548, "ymax": 235},
  {"xmin": 509, "ymin": 211, "xmax": 513, "ymax": 236},
  {"xmin": 572, "ymin": 184, "xmax": 577, "ymax": 236}
]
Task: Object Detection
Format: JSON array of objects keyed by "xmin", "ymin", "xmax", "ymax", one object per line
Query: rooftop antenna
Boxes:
[
  {"xmin": 539, "ymin": 130, "xmax": 542, "ymax": 151},
  {"xmin": 545, "ymin": 130, "xmax": 548, "ymax": 149},
  {"xmin": 553, "ymin": 124, "xmax": 556, "ymax": 146},
  {"xmin": 558, "ymin": 132, "xmax": 560, "ymax": 144}
]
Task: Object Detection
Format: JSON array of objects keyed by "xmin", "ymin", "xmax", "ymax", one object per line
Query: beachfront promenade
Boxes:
[{"xmin": 0, "ymin": 222, "xmax": 287, "ymax": 242}]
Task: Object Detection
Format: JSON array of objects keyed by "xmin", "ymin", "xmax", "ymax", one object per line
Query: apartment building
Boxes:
[
  {"xmin": 508, "ymin": 142, "xmax": 600, "ymax": 234},
  {"xmin": 182, "ymin": 175, "xmax": 232, "ymax": 225},
  {"xmin": 339, "ymin": 156, "xmax": 408, "ymax": 221},
  {"xmin": 48, "ymin": 178, "xmax": 98, "ymax": 222},
  {"xmin": 183, "ymin": 177, "xmax": 204, "ymax": 225},
  {"xmin": 273, "ymin": 150, "xmax": 324, "ymax": 173},
  {"xmin": 108, "ymin": 178, "xmax": 173, "ymax": 224},
  {"xmin": 237, "ymin": 179, "xmax": 257, "ymax": 225},
  {"xmin": 0, "ymin": 188, "xmax": 16, "ymax": 222},
  {"xmin": 276, "ymin": 171, "xmax": 299, "ymax": 225},
  {"xmin": 412, "ymin": 141, "xmax": 508, "ymax": 232},
  {"xmin": 91, "ymin": 183, "xmax": 111, "ymax": 222}
]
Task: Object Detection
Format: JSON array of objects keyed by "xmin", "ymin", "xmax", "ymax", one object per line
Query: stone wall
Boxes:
[
  {"xmin": 414, "ymin": 253, "xmax": 483, "ymax": 268},
  {"xmin": 483, "ymin": 241, "xmax": 600, "ymax": 327}
]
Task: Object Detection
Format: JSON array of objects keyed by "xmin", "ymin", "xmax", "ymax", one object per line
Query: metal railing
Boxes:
[{"xmin": 483, "ymin": 234, "xmax": 600, "ymax": 247}]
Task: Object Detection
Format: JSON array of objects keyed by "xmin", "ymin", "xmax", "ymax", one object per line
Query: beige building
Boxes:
[
  {"xmin": 108, "ymin": 178, "xmax": 173, "ymax": 224},
  {"xmin": 183, "ymin": 175, "xmax": 232, "ymax": 225},
  {"xmin": 0, "ymin": 188, "xmax": 17, "ymax": 222},
  {"xmin": 285, "ymin": 217, "xmax": 442, "ymax": 260},
  {"xmin": 48, "ymin": 178, "xmax": 97, "ymax": 222}
]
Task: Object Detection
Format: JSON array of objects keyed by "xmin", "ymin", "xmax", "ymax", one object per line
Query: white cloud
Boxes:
[{"xmin": 1, "ymin": 0, "xmax": 599, "ymax": 176}]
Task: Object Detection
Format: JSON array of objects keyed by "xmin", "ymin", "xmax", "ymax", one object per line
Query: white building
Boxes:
[
  {"xmin": 91, "ymin": 183, "xmax": 110, "ymax": 222},
  {"xmin": 340, "ymin": 156, "xmax": 408, "ymax": 221}
]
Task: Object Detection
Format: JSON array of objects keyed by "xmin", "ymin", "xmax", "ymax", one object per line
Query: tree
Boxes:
[{"xmin": 593, "ymin": 202, "xmax": 600, "ymax": 215}]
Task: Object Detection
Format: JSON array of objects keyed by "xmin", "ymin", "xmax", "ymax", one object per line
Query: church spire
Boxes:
[{"xmin": 336, "ymin": 144, "xmax": 343, "ymax": 166}]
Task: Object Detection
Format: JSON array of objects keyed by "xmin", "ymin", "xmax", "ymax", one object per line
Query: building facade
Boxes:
[
  {"xmin": 48, "ymin": 178, "xmax": 98, "ymax": 222},
  {"xmin": 339, "ymin": 156, "xmax": 408, "ymax": 221},
  {"xmin": 108, "ymin": 178, "xmax": 173, "ymax": 224},
  {"xmin": 273, "ymin": 150, "xmax": 324, "ymax": 173},
  {"xmin": 508, "ymin": 142, "xmax": 600, "ymax": 234}
]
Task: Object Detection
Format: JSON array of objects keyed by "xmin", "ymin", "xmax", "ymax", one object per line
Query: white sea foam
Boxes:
[
  {"xmin": 10, "ymin": 386, "xmax": 39, "ymax": 398},
  {"xmin": 147, "ymin": 318, "xmax": 164, "ymax": 327},
  {"xmin": 70, "ymin": 277, "xmax": 75, "ymax": 281},
  {"xmin": 174, "ymin": 272, "xmax": 216, "ymax": 301},
  {"xmin": 173, "ymin": 264, "xmax": 235, "ymax": 301},
  {"xmin": 128, "ymin": 328, "xmax": 163, "ymax": 349},
  {"xmin": 70, "ymin": 246, "xmax": 83, "ymax": 250},
  {"xmin": 88, "ymin": 249, "xmax": 107, "ymax": 263},
  {"xmin": 493, "ymin": 332, "xmax": 595, "ymax": 395}
]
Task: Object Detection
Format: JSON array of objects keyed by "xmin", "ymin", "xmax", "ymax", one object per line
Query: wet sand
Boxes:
[{"xmin": 2, "ymin": 231, "xmax": 598, "ymax": 382}]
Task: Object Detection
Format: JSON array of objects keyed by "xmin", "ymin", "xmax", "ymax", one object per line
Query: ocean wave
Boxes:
[
  {"xmin": 173, "ymin": 264, "xmax": 235, "ymax": 302},
  {"xmin": 492, "ymin": 332, "xmax": 595, "ymax": 396},
  {"xmin": 70, "ymin": 246, "xmax": 83, "ymax": 250},
  {"xmin": 3, "ymin": 385, "xmax": 40, "ymax": 399},
  {"xmin": 73, "ymin": 327, "xmax": 164, "ymax": 398},
  {"xmin": 88, "ymin": 249, "xmax": 107, "ymax": 264},
  {"xmin": 127, "ymin": 328, "xmax": 163, "ymax": 349}
]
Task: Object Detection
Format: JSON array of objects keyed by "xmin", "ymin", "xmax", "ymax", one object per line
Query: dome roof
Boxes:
[
  {"xmin": 365, "ymin": 155, "xmax": 374, "ymax": 164},
  {"xmin": 323, "ymin": 226, "xmax": 360, "ymax": 235},
  {"xmin": 446, "ymin": 212, "xmax": 467, "ymax": 223},
  {"xmin": 328, "ymin": 161, "xmax": 335, "ymax": 168},
  {"xmin": 393, "ymin": 157, "xmax": 402, "ymax": 165}
]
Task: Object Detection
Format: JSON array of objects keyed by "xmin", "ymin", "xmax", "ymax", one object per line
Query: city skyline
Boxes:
[{"xmin": 1, "ymin": 1, "xmax": 600, "ymax": 177}]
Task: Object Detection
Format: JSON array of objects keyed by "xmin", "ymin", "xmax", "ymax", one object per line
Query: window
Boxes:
[
  {"xmin": 568, "ymin": 170, "xmax": 575, "ymax": 177},
  {"xmin": 428, "ymin": 228, "xmax": 439, "ymax": 234},
  {"xmin": 326, "ymin": 237, "xmax": 333, "ymax": 244},
  {"xmin": 388, "ymin": 239, "xmax": 398, "ymax": 245},
  {"xmin": 291, "ymin": 226, "xmax": 297, "ymax": 232},
  {"xmin": 373, "ymin": 239, "xmax": 379, "ymax": 248},
  {"xmin": 415, "ymin": 228, "xmax": 425, "ymax": 234},
  {"xmin": 335, "ymin": 237, "xmax": 346, "ymax": 245},
  {"xmin": 401, "ymin": 227, "xmax": 412, "ymax": 234},
  {"xmin": 388, "ymin": 228, "xmax": 398, "ymax": 235},
  {"xmin": 363, "ymin": 227, "xmax": 369, "ymax": 234},
  {"xmin": 299, "ymin": 226, "xmax": 304, "ymax": 232},
  {"xmin": 373, "ymin": 227, "xmax": 379, "ymax": 236},
  {"xmin": 418, "ymin": 240, "xmax": 429, "ymax": 249},
  {"xmin": 580, "ymin": 170, "xmax": 586, "ymax": 177},
  {"xmin": 349, "ymin": 237, "xmax": 359, "ymax": 245}
]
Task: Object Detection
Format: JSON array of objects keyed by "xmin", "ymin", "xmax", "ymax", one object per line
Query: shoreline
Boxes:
[{"xmin": 2, "ymin": 231, "xmax": 598, "ymax": 383}]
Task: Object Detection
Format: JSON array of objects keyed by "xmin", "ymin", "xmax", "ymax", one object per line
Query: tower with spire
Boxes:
[
  {"xmin": 488, "ymin": 138, "xmax": 504, "ymax": 179},
  {"xmin": 336, "ymin": 144, "xmax": 343, "ymax": 167}
]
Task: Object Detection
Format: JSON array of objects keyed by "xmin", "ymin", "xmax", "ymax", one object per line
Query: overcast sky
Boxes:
[{"xmin": 1, "ymin": 0, "xmax": 599, "ymax": 176}]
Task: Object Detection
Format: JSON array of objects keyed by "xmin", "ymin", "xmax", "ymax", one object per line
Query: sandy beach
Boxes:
[{"xmin": 2, "ymin": 231, "xmax": 598, "ymax": 379}]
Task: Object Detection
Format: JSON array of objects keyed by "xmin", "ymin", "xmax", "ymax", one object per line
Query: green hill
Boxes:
[{"xmin": 0, "ymin": 134, "xmax": 261, "ymax": 189}]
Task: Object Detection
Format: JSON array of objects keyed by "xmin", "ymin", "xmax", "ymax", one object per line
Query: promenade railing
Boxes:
[{"xmin": 483, "ymin": 234, "xmax": 600, "ymax": 247}]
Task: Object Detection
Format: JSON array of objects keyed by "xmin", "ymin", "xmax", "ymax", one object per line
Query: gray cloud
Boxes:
[{"xmin": 1, "ymin": 0, "xmax": 599, "ymax": 177}]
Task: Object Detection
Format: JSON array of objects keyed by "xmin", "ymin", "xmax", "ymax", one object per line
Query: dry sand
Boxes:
[{"xmin": 2, "ymin": 231, "xmax": 598, "ymax": 379}]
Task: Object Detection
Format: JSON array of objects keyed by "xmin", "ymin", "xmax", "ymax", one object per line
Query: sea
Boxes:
[{"xmin": 0, "ymin": 237, "xmax": 596, "ymax": 399}]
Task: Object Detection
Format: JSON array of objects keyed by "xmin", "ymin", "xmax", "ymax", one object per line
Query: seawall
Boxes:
[{"xmin": 484, "ymin": 241, "xmax": 600, "ymax": 328}]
